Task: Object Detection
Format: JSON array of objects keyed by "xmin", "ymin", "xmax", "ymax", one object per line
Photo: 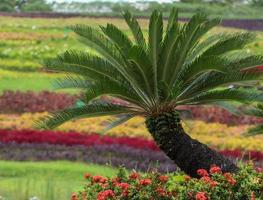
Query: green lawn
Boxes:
[{"xmin": 0, "ymin": 160, "xmax": 118, "ymax": 200}]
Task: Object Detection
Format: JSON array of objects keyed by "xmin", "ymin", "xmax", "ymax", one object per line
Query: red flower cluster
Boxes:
[
  {"xmin": 195, "ymin": 192, "xmax": 208, "ymax": 200},
  {"xmin": 197, "ymin": 169, "xmax": 209, "ymax": 177},
  {"xmin": 223, "ymin": 173, "xmax": 237, "ymax": 185},
  {"xmin": 97, "ymin": 189, "xmax": 115, "ymax": 200},
  {"xmin": 139, "ymin": 178, "xmax": 152, "ymax": 186},
  {"xmin": 209, "ymin": 165, "xmax": 222, "ymax": 174},
  {"xmin": 92, "ymin": 175, "xmax": 108, "ymax": 183}
]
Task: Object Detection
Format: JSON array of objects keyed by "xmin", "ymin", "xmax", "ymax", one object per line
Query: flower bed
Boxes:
[
  {"xmin": 72, "ymin": 164, "xmax": 263, "ymax": 200},
  {"xmin": 1, "ymin": 113, "xmax": 263, "ymax": 151},
  {"xmin": 0, "ymin": 130, "xmax": 262, "ymax": 163},
  {"xmin": 1, "ymin": 91, "xmax": 263, "ymax": 125}
]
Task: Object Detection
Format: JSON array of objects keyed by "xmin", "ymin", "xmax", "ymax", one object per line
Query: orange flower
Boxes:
[
  {"xmin": 223, "ymin": 173, "xmax": 236, "ymax": 185},
  {"xmin": 139, "ymin": 178, "xmax": 152, "ymax": 186},
  {"xmin": 158, "ymin": 175, "xmax": 169, "ymax": 183}
]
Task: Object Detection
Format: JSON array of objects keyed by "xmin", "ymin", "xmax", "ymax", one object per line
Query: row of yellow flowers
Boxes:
[{"xmin": 0, "ymin": 113, "xmax": 262, "ymax": 151}]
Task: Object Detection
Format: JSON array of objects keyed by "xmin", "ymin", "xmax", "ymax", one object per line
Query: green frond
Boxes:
[
  {"xmin": 168, "ymin": 13, "xmax": 221, "ymax": 87},
  {"xmin": 166, "ymin": 7, "xmax": 178, "ymax": 32},
  {"xmin": 177, "ymin": 70, "xmax": 263, "ymax": 100},
  {"xmin": 100, "ymin": 23, "xmax": 132, "ymax": 56},
  {"xmin": 100, "ymin": 114, "xmax": 134, "ymax": 134},
  {"xmin": 71, "ymin": 25, "xmax": 152, "ymax": 107},
  {"xmin": 178, "ymin": 88, "xmax": 263, "ymax": 105},
  {"xmin": 201, "ymin": 32, "xmax": 255, "ymax": 57},
  {"xmin": 186, "ymin": 33, "xmax": 226, "ymax": 63},
  {"xmin": 70, "ymin": 25, "xmax": 127, "ymax": 70},
  {"xmin": 83, "ymin": 77, "xmax": 145, "ymax": 108},
  {"xmin": 244, "ymin": 124, "xmax": 263, "ymax": 136},
  {"xmin": 209, "ymin": 101, "xmax": 242, "ymax": 116},
  {"xmin": 53, "ymin": 75, "xmax": 91, "ymax": 90},
  {"xmin": 148, "ymin": 10, "xmax": 163, "ymax": 99},
  {"xmin": 45, "ymin": 50, "xmax": 122, "ymax": 81},
  {"xmin": 123, "ymin": 10, "xmax": 146, "ymax": 47},
  {"xmin": 241, "ymin": 104, "xmax": 263, "ymax": 118},
  {"xmin": 128, "ymin": 45, "xmax": 154, "ymax": 99},
  {"xmin": 35, "ymin": 102, "xmax": 135, "ymax": 130}
]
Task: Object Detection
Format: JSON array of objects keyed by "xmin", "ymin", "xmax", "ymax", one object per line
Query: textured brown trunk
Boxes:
[{"xmin": 146, "ymin": 111, "xmax": 238, "ymax": 177}]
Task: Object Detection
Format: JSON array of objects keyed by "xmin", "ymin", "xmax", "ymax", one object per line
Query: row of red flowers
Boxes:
[
  {"xmin": 1, "ymin": 90, "xmax": 263, "ymax": 125},
  {"xmin": 0, "ymin": 129, "xmax": 262, "ymax": 161}
]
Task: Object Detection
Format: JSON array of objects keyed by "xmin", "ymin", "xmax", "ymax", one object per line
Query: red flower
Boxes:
[
  {"xmin": 71, "ymin": 193, "xmax": 78, "ymax": 200},
  {"xmin": 155, "ymin": 187, "xmax": 166, "ymax": 196},
  {"xmin": 158, "ymin": 175, "xmax": 169, "ymax": 183},
  {"xmin": 84, "ymin": 173, "xmax": 91, "ymax": 179},
  {"xmin": 93, "ymin": 175, "xmax": 108, "ymax": 183},
  {"xmin": 210, "ymin": 181, "xmax": 218, "ymax": 188},
  {"xmin": 139, "ymin": 178, "xmax": 152, "ymax": 186},
  {"xmin": 129, "ymin": 172, "xmax": 140, "ymax": 180},
  {"xmin": 197, "ymin": 169, "xmax": 209, "ymax": 177},
  {"xmin": 97, "ymin": 190, "xmax": 115, "ymax": 200},
  {"xmin": 201, "ymin": 176, "xmax": 211, "ymax": 183},
  {"xmin": 195, "ymin": 192, "xmax": 208, "ymax": 200},
  {"xmin": 117, "ymin": 182, "xmax": 129, "ymax": 190},
  {"xmin": 223, "ymin": 173, "xmax": 236, "ymax": 185},
  {"xmin": 209, "ymin": 165, "xmax": 222, "ymax": 174},
  {"xmin": 251, "ymin": 192, "xmax": 255, "ymax": 200}
]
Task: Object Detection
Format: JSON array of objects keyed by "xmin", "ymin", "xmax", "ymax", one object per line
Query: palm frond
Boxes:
[
  {"xmin": 168, "ymin": 13, "xmax": 221, "ymax": 87},
  {"xmin": 244, "ymin": 124, "xmax": 263, "ymax": 136},
  {"xmin": 123, "ymin": 10, "xmax": 146, "ymax": 47},
  {"xmin": 148, "ymin": 10, "xmax": 163, "ymax": 99},
  {"xmin": 52, "ymin": 75, "xmax": 92, "ymax": 90},
  {"xmin": 201, "ymin": 32, "xmax": 255, "ymax": 57},
  {"xmin": 82, "ymin": 77, "xmax": 145, "ymax": 109},
  {"xmin": 100, "ymin": 23, "xmax": 132, "ymax": 56},
  {"xmin": 99, "ymin": 114, "xmax": 134, "ymax": 134},
  {"xmin": 35, "ymin": 102, "xmax": 135, "ymax": 129},
  {"xmin": 178, "ymin": 88, "xmax": 263, "ymax": 105},
  {"xmin": 177, "ymin": 70, "xmax": 263, "ymax": 100},
  {"xmin": 166, "ymin": 7, "xmax": 178, "ymax": 32},
  {"xmin": 45, "ymin": 50, "xmax": 122, "ymax": 81},
  {"xmin": 128, "ymin": 45, "xmax": 154, "ymax": 99}
]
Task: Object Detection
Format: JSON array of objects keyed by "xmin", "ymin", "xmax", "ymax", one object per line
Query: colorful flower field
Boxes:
[
  {"xmin": 0, "ymin": 92, "xmax": 263, "ymax": 173},
  {"xmin": 0, "ymin": 9, "xmax": 263, "ymax": 200}
]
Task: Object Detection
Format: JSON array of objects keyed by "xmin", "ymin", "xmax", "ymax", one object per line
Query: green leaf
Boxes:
[
  {"xmin": 99, "ymin": 114, "xmax": 134, "ymax": 134},
  {"xmin": 35, "ymin": 102, "xmax": 134, "ymax": 129},
  {"xmin": 178, "ymin": 88, "xmax": 263, "ymax": 105},
  {"xmin": 166, "ymin": 7, "xmax": 178, "ymax": 32},
  {"xmin": 244, "ymin": 124, "xmax": 263, "ymax": 136},
  {"xmin": 100, "ymin": 23, "xmax": 132, "ymax": 57},
  {"xmin": 148, "ymin": 10, "xmax": 163, "ymax": 99},
  {"xmin": 123, "ymin": 10, "xmax": 146, "ymax": 47}
]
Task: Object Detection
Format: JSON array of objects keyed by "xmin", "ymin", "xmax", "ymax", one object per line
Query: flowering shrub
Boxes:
[{"xmin": 73, "ymin": 164, "xmax": 263, "ymax": 200}]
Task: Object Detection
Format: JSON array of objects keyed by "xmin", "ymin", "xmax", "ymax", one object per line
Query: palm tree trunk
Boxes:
[{"xmin": 146, "ymin": 111, "xmax": 238, "ymax": 177}]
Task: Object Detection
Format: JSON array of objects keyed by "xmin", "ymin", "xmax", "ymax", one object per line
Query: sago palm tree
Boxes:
[{"xmin": 36, "ymin": 9, "xmax": 263, "ymax": 177}]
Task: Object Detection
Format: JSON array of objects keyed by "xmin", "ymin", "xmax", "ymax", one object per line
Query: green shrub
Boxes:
[{"xmin": 73, "ymin": 164, "xmax": 262, "ymax": 200}]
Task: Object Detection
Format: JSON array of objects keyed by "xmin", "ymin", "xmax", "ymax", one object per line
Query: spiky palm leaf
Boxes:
[{"xmin": 37, "ymin": 9, "xmax": 263, "ymax": 132}]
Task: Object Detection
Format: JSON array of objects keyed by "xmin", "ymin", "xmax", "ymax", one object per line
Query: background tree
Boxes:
[
  {"xmin": 36, "ymin": 9, "xmax": 263, "ymax": 177},
  {"xmin": 0, "ymin": 0, "xmax": 16, "ymax": 12}
]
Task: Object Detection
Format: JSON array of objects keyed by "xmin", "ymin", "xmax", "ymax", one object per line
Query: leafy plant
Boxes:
[{"xmin": 37, "ymin": 8, "xmax": 263, "ymax": 177}]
